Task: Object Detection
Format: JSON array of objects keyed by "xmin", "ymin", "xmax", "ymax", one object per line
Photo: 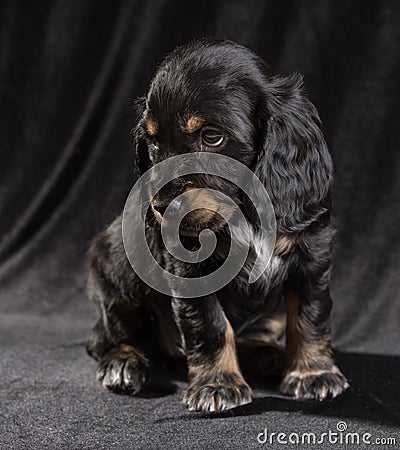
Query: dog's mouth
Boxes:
[
  {"xmin": 151, "ymin": 206, "xmax": 229, "ymax": 236},
  {"xmin": 150, "ymin": 187, "xmax": 236, "ymax": 236},
  {"xmin": 180, "ymin": 210, "xmax": 228, "ymax": 236}
]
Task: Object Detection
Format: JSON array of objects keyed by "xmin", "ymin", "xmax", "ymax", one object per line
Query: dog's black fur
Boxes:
[{"xmin": 86, "ymin": 39, "xmax": 349, "ymax": 412}]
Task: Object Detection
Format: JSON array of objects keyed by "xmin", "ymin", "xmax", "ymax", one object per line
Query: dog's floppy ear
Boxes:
[
  {"xmin": 133, "ymin": 97, "xmax": 151, "ymax": 177},
  {"xmin": 254, "ymin": 74, "xmax": 333, "ymax": 233}
]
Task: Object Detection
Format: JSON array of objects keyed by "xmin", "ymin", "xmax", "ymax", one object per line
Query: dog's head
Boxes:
[{"xmin": 134, "ymin": 39, "xmax": 332, "ymax": 235}]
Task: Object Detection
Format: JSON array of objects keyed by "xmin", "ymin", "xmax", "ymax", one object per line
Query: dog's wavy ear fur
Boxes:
[
  {"xmin": 133, "ymin": 97, "xmax": 151, "ymax": 177},
  {"xmin": 254, "ymin": 74, "xmax": 333, "ymax": 234}
]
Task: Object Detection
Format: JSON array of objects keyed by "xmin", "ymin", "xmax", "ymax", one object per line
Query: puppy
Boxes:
[{"xmin": 86, "ymin": 38, "xmax": 349, "ymax": 412}]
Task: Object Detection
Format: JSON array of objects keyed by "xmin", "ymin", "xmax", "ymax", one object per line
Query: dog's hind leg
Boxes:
[
  {"xmin": 85, "ymin": 219, "xmax": 158, "ymax": 396},
  {"xmin": 86, "ymin": 269, "xmax": 155, "ymax": 395}
]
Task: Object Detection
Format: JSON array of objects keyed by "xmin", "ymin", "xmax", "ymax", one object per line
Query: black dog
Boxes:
[{"xmin": 86, "ymin": 38, "xmax": 349, "ymax": 412}]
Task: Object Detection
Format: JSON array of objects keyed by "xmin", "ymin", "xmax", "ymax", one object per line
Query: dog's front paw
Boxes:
[
  {"xmin": 184, "ymin": 377, "xmax": 252, "ymax": 412},
  {"xmin": 279, "ymin": 365, "xmax": 349, "ymax": 401},
  {"xmin": 96, "ymin": 344, "xmax": 149, "ymax": 395}
]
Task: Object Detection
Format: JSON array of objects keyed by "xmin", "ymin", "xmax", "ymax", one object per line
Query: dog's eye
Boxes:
[{"xmin": 201, "ymin": 129, "xmax": 225, "ymax": 147}]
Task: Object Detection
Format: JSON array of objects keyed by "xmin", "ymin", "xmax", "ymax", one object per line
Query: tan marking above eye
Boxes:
[
  {"xmin": 186, "ymin": 115, "xmax": 205, "ymax": 133},
  {"xmin": 145, "ymin": 117, "xmax": 158, "ymax": 136}
]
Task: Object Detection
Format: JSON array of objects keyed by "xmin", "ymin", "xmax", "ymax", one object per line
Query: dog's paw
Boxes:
[
  {"xmin": 184, "ymin": 378, "xmax": 252, "ymax": 412},
  {"xmin": 279, "ymin": 365, "xmax": 349, "ymax": 401},
  {"xmin": 96, "ymin": 345, "xmax": 149, "ymax": 395}
]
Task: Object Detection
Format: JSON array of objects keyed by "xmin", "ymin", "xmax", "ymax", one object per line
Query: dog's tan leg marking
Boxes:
[
  {"xmin": 280, "ymin": 291, "xmax": 349, "ymax": 400},
  {"xmin": 285, "ymin": 292, "xmax": 332, "ymax": 371},
  {"xmin": 184, "ymin": 312, "xmax": 252, "ymax": 412}
]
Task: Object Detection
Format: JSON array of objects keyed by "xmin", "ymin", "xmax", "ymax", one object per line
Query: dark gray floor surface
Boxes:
[{"xmin": 1, "ymin": 308, "xmax": 399, "ymax": 450}]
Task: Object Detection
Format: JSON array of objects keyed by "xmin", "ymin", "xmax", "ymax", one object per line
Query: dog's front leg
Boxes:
[
  {"xmin": 280, "ymin": 233, "xmax": 349, "ymax": 400},
  {"xmin": 172, "ymin": 295, "xmax": 252, "ymax": 412}
]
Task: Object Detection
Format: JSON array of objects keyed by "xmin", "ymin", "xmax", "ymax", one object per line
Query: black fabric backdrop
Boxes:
[{"xmin": 0, "ymin": 1, "xmax": 399, "ymax": 448}]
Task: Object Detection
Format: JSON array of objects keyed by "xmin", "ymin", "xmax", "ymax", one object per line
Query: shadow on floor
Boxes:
[{"xmin": 149, "ymin": 352, "xmax": 400, "ymax": 427}]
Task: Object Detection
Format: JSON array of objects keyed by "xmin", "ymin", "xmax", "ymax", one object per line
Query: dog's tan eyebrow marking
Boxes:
[
  {"xmin": 145, "ymin": 117, "xmax": 158, "ymax": 136},
  {"xmin": 185, "ymin": 115, "xmax": 205, "ymax": 133}
]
